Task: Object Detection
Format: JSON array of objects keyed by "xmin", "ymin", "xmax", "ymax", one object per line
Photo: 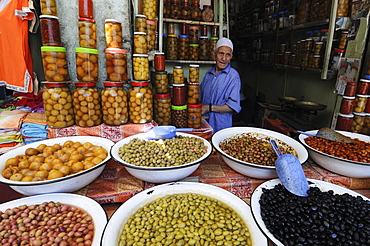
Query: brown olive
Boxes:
[{"xmin": 25, "ymin": 148, "xmax": 40, "ymax": 156}]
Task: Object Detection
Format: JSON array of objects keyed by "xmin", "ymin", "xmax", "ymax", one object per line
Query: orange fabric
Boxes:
[{"xmin": 0, "ymin": 0, "xmax": 33, "ymax": 92}]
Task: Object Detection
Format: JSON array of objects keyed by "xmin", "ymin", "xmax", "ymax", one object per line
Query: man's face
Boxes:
[{"xmin": 215, "ymin": 46, "xmax": 233, "ymax": 71}]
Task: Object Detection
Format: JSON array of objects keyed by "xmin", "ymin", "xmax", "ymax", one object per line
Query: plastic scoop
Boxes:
[
  {"xmin": 270, "ymin": 139, "xmax": 309, "ymax": 197},
  {"xmin": 146, "ymin": 126, "xmax": 193, "ymax": 139},
  {"xmin": 297, "ymin": 127, "xmax": 354, "ymax": 143}
]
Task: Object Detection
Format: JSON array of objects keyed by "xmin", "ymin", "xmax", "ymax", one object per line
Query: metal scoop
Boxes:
[
  {"xmin": 270, "ymin": 139, "xmax": 309, "ymax": 197},
  {"xmin": 146, "ymin": 126, "xmax": 193, "ymax": 140},
  {"xmin": 298, "ymin": 128, "xmax": 354, "ymax": 143}
]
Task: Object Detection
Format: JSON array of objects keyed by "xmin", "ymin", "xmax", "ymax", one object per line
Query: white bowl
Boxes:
[
  {"xmin": 102, "ymin": 182, "xmax": 268, "ymax": 246},
  {"xmin": 0, "ymin": 136, "xmax": 114, "ymax": 195},
  {"xmin": 299, "ymin": 130, "xmax": 370, "ymax": 178},
  {"xmin": 111, "ymin": 132, "xmax": 212, "ymax": 183},
  {"xmin": 0, "ymin": 193, "xmax": 107, "ymax": 246},
  {"xmin": 250, "ymin": 178, "xmax": 370, "ymax": 246},
  {"xmin": 212, "ymin": 127, "xmax": 308, "ymax": 179}
]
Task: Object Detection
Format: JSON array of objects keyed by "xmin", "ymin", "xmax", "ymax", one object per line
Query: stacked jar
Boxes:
[
  {"xmin": 128, "ymin": 81, "xmax": 153, "ymax": 124},
  {"xmin": 171, "ymin": 66, "xmax": 187, "ymax": 127},
  {"xmin": 189, "ymin": 26, "xmax": 199, "ymax": 61},
  {"xmin": 199, "ymin": 26, "xmax": 208, "ymax": 60},
  {"xmin": 132, "ymin": 15, "xmax": 150, "ymax": 82},
  {"xmin": 187, "ymin": 64, "xmax": 201, "ymax": 129},
  {"xmin": 101, "ymin": 82, "xmax": 128, "ymax": 125}
]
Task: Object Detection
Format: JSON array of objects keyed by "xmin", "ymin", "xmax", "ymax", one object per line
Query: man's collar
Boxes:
[{"xmin": 209, "ymin": 63, "xmax": 231, "ymax": 75}]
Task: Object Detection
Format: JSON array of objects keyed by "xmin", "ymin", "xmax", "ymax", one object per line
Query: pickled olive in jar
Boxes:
[
  {"xmin": 170, "ymin": 1, "xmax": 180, "ymax": 19},
  {"xmin": 134, "ymin": 32, "xmax": 148, "ymax": 54},
  {"xmin": 78, "ymin": 0, "xmax": 93, "ymax": 19},
  {"xmin": 41, "ymin": 46, "xmax": 70, "ymax": 82},
  {"xmin": 78, "ymin": 18, "xmax": 97, "ymax": 48},
  {"xmin": 191, "ymin": 3, "xmax": 202, "ymax": 21},
  {"xmin": 105, "ymin": 19, "xmax": 123, "ymax": 48},
  {"xmin": 172, "ymin": 83, "xmax": 185, "ymax": 106},
  {"xmin": 154, "ymin": 71, "xmax": 169, "ymax": 93},
  {"xmin": 189, "ymin": 64, "xmax": 199, "ymax": 82},
  {"xmin": 187, "ymin": 82, "xmax": 200, "ymax": 104},
  {"xmin": 199, "ymin": 36, "xmax": 208, "ymax": 60},
  {"xmin": 189, "ymin": 26, "xmax": 199, "ymax": 44},
  {"xmin": 339, "ymin": 96, "xmax": 355, "ymax": 115},
  {"xmin": 202, "ymin": 5, "xmax": 214, "ymax": 22},
  {"xmin": 73, "ymin": 83, "xmax": 102, "ymax": 127},
  {"xmin": 181, "ymin": 2, "xmax": 192, "ymax": 20},
  {"xmin": 133, "ymin": 54, "xmax": 149, "ymax": 81},
  {"xmin": 167, "ymin": 34, "xmax": 178, "ymax": 60},
  {"xmin": 40, "ymin": 15, "xmax": 62, "ymax": 46},
  {"xmin": 143, "ymin": 0, "xmax": 157, "ymax": 21},
  {"xmin": 337, "ymin": 0, "xmax": 349, "ymax": 17},
  {"xmin": 357, "ymin": 79, "xmax": 370, "ymax": 95},
  {"xmin": 344, "ymin": 82, "xmax": 357, "ymax": 97},
  {"xmin": 311, "ymin": 55, "xmax": 321, "ymax": 69},
  {"xmin": 178, "ymin": 35, "xmax": 189, "ymax": 60},
  {"xmin": 163, "ymin": 0, "xmax": 171, "ymax": 18},
  {"xmin": 43, "ymin": 82, "xmax": 74, "ymax": 128},
  {"xmin": 336, "ymin": 113, "xmax": 353, "ymax": 131},
  {"xmin": 354, "ymin": 94, "xmax": 368, "ymax": 113},
  {"xmin": 171, "ymin": 105, "xmax": 187, "ymax": 128},
  {"xmin": 146, "ymin": 20, "xmax": 156, "ymax": 51},
  {"xmin": 75, "ymin": 47, "xmax": 99, "ymax": 82},
  {"xmin": 361, "ymin": 114, "xmax": 370, "ymax": 135},
  {"xmin": 40, "ymin": 0, "xmax": 57, "ymax": 16},
  {"xmin": 314, "ymin": 41, "xmax": 323, "ymax": 55},
  {"xmin": 187, "ymin": 104, "xmax": 202, "ymax": 128},
  {"xmin": 135, "ymin": 14, "xmax": 147, "ymax": 32},
  {"xmin": 102, "ymin": 82, "xmax": 128, "ymax": 125},
  {"xmin": 129, "ymin": 82, "xmax": 153, "ymax": 123},
  {"xmin": 154, "ymin": 52, "xmax": 165, "ymax": 71},
  {"xmin": 338, "ymin": 31, "xmax": 348, "ymax": 49},
  {"xmin": 173, "ymin": 66, "xmax": 184, "ymax": 84},
  {"xmin": 208, "ymin": 37, "xmax": 218, "ymax": 61},
  {"xmin": 105, "ymin": 48, "xmax": 128, "ymax": 82},
  {"xmin": 189, "ymin": 44, "xmax": 199, "ymax": 60},
  {"xmin": 351, "ymin": 112, "xmax": 366, "ymax": 133},
  {"xmin": 154, "ymin": 93, "xmax": 171, "ymax": 125}
]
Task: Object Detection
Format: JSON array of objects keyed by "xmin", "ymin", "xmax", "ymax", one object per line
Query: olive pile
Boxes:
[
  {"xmin": 260, "ymin": 184, "xmax": 370, "ymax": 245},
  {"xmin": 118, "ymin": 136, "xmax": 208, "ymax": 167},
  {"xmin": 119, "ymin": 193, "xmax": 252, "ymax": 245}
]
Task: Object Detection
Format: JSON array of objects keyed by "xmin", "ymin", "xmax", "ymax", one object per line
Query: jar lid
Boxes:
[
  {"xmin": 135, "ymin": 14, "xmax": 147, "ymax": 18},
  {"xmin": 75, "ymin": 47, "xmax": 99, "ymax": 54},
  {"xmin": 353, "ymin": 112, "xmax": 367, "ymax": 116},
  {"xmin": 170, "ymin": 1, "xmax": 180, "ymax": 3},
  {"xmin": 321, "ymin": 29, "xmax": 329, "ymax": 32},
  {"xmin": 316, "ymin": 42, "xmax": 323, "ymax": 45},
  {"xmin": 168, "ymin": 34, "xmax": 178, "ymax": 38},
  {"xmin": 347, "ymin": 82, "xmax": 357, "ymax": 85},
  {"xmin": 154, "ymin": 93, "xmax": 170, "ymax": 98},
  {"xmin": 342, "ymin": 96, "xmax": 355, "ymax": 99},
  {"xmin": 146, "ymin": 20, "xmax": 156, "ymax": 25},
  {"xmin": 78, "ymin": 17, "xmax": 96, "ymax": 23},
  {"xmin": 174, "ymin": 65, "xmax": 183, "ymax": 69},
  {"xmin": 155, "ymin": 71, "xmax": 167, "ymax": 74},
  {"xmin": 75, "ymin": 82, "xmax": 96, "ymax": 87},
  {"xmin": 192, "ymin": 3, "xmax": 200, "ymax": 6},
  {"xmin": 189, "ymin": 26, "xmax": 199, "ymax": 29},
  {"xmin": 200, "ymin": 36, "xmax": 208, "ymax": 39},
  {"xmin": 203, "ymin": 5, "xmax": 212, "ymax": 8},
  {"xmin": 210, "ymin": 37, "xmax": 219, "ymax": 40},
  {"xmin": 41, "ymin": 46, "xmax": 66, "ymax": 52},
  {"xmin": 155, "ymin": 52, "xmax": 165, "ymax": 56},
  {"xmin": 133, "ymin": 54, "xmax": 149, "ymax": 57},
  {"xmin": 44, "ymin": 82, "xmax": 68, "ymax": 87},
  {"xmin": 131, "ymin": 81, "xmax": 149, "ymax": 86},
  {"xmin": 360, "ymin": 79, "xmax": 370, "ymax": 83},
  {"xmin": 179, "ymin": 35, "xmax": 189, "ymax": 38},
  {"xmin": 105, "ymin": 19, "xmax": 121, "ymax": 23},
  {"xmin": 188, "ymin": 104, "xmax": 202, "ymax": 108},
  {"xmin": 356, "ymin": 94, "xmax": 369, "ymax": 98},
  {"xmin": 105, "ymin": 48, "xmax": 127, "ymax": 54},
  {"xmin": 188, "ymin": 82, "xmax": 200, "ymax": 85},
  {"xmin": 104, "ymin": 82, "xmax": 124, "ymax": 87},
  {"xmin": 364, "ymin": 75, "xmax": 370, "ymax": 80},
  {"xmin": 182, "ymin": 2, "xmax": 190, "ymax": 5},
  {"xmin": 134, "ymin": 32, "xmax": 147, "ymax": 35},
  {"xmin": 313, "ymin": 55, "xmax": 320, "ymax": 58},
  {"xmin": 172, "ymin": 105, "xmax": 187, "ymax": 110},
  {"xmin": 338, "ymin": 113, "xmax": 354, "ymax": 118},
  {"xmin": 189, "ymin": 44, "xmax": 199, "ymax": 47},
  {"xmin": 334, "ymin": 48, "xmax": 346, "ymax": 53},
  {"xmin": 172, "ymin": 83, "xmax": 185, "ymax": 86},
  {"xmin": 40, "ymin": 15, "xmax": 59, "ymax": 20},
  {"xmin": 189, "ymin": 64, "xmax": 199, "ymax": 67}
]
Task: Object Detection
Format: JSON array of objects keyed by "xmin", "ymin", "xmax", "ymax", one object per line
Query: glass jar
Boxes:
[
  {"xmin": 101, "ymin": 82, "xmax": 128, "ymax": 126},
  {"xmin": 170, "ymin": 1, "xmax": 180, "ymax": 19},
  {"xmin": 41, "ymin": 46, "xmax": 70, "ymax": 82},
  {"xmin": 40, "ymin": 15, "xmax": 62, "ymax": 47},
  {"xmin": 105, "ymin": 19, "xmax": 123, "ymax": 48},
  {"xmin": 344, "ymin": 82, "xmax": 357, "ymax": 97},
  {"xmin": 129, "ymin": 82, "xmax": 153, "ymax": 123},
  {"xmin": 354, "ymin": 94, "xmax": 368, "ymax": 113},
  {"xmin": 40, "ymin": 0, "xmax": 57, "ymax": 16},
  {"xmin": 154, "ymin": 52, "xmax": 165, "ymax": 71},
  {"xmin": 187, "ymin": 82, "xmax": 200, "ymax": 104},
  {"xmin": 338, "ymin": 31, "xmax": 348, "ymax": 49},
  {"xmin": 181, "ymin": 23, "xmax": 187, "ymax": 35},
  {"xmin": 133, "ymin": 32, "xmax": 148, "ymax": 54},
  {"xmin": 361, "ymin": 114, "xmax": 370, "ymax": 135},
  {"xmin": 311, "ymin": 55, "xmax": 321, "ymax": 69},
  {"xmin": 301, "ymin": 52, "xmax": 310, "ymax": 68},
  {"xmin": 171, "ymin": 105, "xmax": 188, "ymax": 128},
  {"xmin": 133, "ymin": 54, "xmax": 149, "ymax": 81},
  {"xmin": 357, "ymin": 79, "xmax": 370, "ymax": 95},
  {"xmin": 105, "ymin": 48, "xmax": 128, "ymax": 82},
  {"xmin": 339, "ymin": 96, "xmax": 355, "ymax": 114},
  {"xmin": 154, "ymin": 93, "xmax": 171, "ymax": 126},
  {"xmin": 211, "ymin": 26, "xmax": 218, "ymax": 37},
  {"xmin": 163, "ymin": 0, "xmax": 171, "ymax": 18},
  {"xmin": 208, "ymin": 37, "xmax": 218, "ymax": 61},
  {"xmin": 78, "ymin": 18, "xmax": 97, "ymax": 49},
  {"xmin": 43, "ymin": 82, "xmax": 74, "ymax": 128},
  {"xmin": 191, "ymin": 3, "xmax": 202, "ymax": 21},
  {"xmin": 154, "ymin": 71, "xmax": 169, "ymax": 94},
  {"xmin": 78, "ymin": 0, "xmax": 93, "ymax": 18},
  {"xmin": 199, "ymin": 36, "xmax": 209, "ymax": 60},
  {"xmin": 187, "ymin": 104, "xmax": 202, "ymax": 128},
  {"xmin": 181, "ymin": 2, "xmax": 192, "ymax": 20},
  {"xmin": 173, "ymin": 66, "xmax": 184, "ymax": 84},
  {"xmin": 189, "ymin": 26, "xmax": 199, "ymax": 44},
  {"xmin": 143, "ymin": 0, "xmax": 157, "ymax": 21},
  {"xmin": 166, "ymin": 34, "xmax": 178, "ymax": 60},
  {"xmin": 75, "ymin": 47, "xmax": 99, "ymax": 82},
  {"xmin": 202, "ymin": 5, "xmax": 214, "ymax": 22},
  {"xmin": 135, "ymin": 14, "xmax": 147, "ymax": 32},
  {"xmin": 337, "ymin": 0, "xmax": 349, "ymax": 17},
  {"xmin": 314, "ymin": 41, "xmax": 323, "ymax": 55},
  {"xmin": 189, "ymin": 44, "xmax": 199, "ymax": 61},
  {"xmin": 167, "ymin": 23, "xmax": 176, "ymax": 35},
  {"xmin": 73, "ymin": 82, "xmax": 102, "ymax": 127},
  {"xmin": 172, "ymin": 83, "xmax": 185, "ymax": 105},
  {"xmin": 296, "ymin": 0, "xmax": 310, "ymax": 24},
  {"xmin": 146, "ymin": 20, "xmax": 156, "ymax": 51},
  {"xmin": 365, "ymin": 97, "xmax": 370, "ymax": 113},
  {"xmin": 189, "ymin": 64, "xmax": 199, "ymax": 82},
  {"xmin": 352, "ymin": 112, "xmax": 366, "ymax": 133},
  {"xmin": 178, "ymin": 35, "xmax": 189, "ymax": 60},
  {"xmin": 336, "ymin": 113, "xmax": 353, "ymax": 131}
]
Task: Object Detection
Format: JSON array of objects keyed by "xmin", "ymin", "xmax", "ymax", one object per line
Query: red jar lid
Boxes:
[
  {"xmin": 192, "ymin": 3, "xmax": 200, "ymax": 6},
  {"xmin": 131, "ymin": 82, "xmax": 149, "ymax": 86},
  {"xmin": 155, "ymin": 93, "xmax": 170, "ymax": 98},
  {"xmin": 189, "ymin": 26, "xmax": 199, "ymax": 29},
  {"xmin": 75, "ymin": 82, "xmax": 96, "ymax": 87},
  {"xmin": 103, "ymin": 82, "xmax": 124, "ymax": 87},
  {"xmin": 347, "ymin": 82, "xmax": 357, "ymax": 85},
  {"xmin": 334, "ymin": 48, "xmax": 346, "ymax": 53},
  {"xmin": 44, "ymin": 82, "xmax": 68, "ymax": 87},
  {"xmin": 203, "ymin": 5, "xmax": 212, "ymax": 8},
  {"xmin": 105, "ymin": 48, "xmax": 127, "ymax": 54},
  {"xmin": 182, "ymin": 2, "xmax": 190, "ymax": 6},
  {"xmin": 188, "ymin": 104, "xmax": 202, "ymax": 108},
  {"xmin": 78, "ymin": 17, "xmax": 96, "ymax": 23}
]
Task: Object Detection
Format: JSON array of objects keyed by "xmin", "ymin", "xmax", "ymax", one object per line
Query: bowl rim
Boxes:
[
  {"xmin": 298, "ymin": 130, "xmax": 370, "ymax": 166},
  {"xmin": 0, "ymin": 136, "xmax": 114, "ymax": 186},
  {"xmin": 212, "ymin": 127, "xmax": 308, "ymax": 169},
  {"xmin": 111, "ymin": 132, "xmax": 212, "ymax": 171}
]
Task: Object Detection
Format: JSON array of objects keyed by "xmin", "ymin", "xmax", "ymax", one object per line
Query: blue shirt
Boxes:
[{"xmin": 200, "ymin": 63, "xmax": 241, "ymax": 133}]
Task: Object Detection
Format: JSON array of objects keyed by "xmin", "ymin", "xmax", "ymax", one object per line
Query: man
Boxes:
[{"xmin": 200, "ymin": 37, "xmax": 241, "ymax": 133}]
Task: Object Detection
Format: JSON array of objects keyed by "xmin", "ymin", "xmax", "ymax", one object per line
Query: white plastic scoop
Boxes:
[
  {"xmin": 146, "ymin": 126, "xmax": 193, "ymax": 139},
  {"xmin": 270, "ymin": 139, "xmax": 309, "ymax": 197}
]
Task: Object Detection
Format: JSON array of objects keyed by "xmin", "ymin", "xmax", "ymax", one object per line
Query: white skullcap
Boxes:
[{"xmin": 215, "ymin": 37, "xmax": 233, "ymax": 52}]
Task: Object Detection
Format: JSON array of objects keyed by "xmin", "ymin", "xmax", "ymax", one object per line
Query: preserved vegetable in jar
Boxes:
[
  {"xmin": 181, "ymin": 23, "xmax": 187, "ymax": 35},
  {"xmin": 146, "ymin": 20, "xmax": 157, "ymax": 51},
  {"xmin": 365, "ymin": 98, "xmax": 370, "ymax": 113},
  {"xmin": 335, "ymin": 113, "xmax": 353, "ymax": 131},
  {"xmin": 202, "ymin": 5, "xmax": 214, "ymax": 22},
  {"xmin": 339, "ymin": 96, "xmax": 355, "ymax": 115},
  {"xmin": 154, "ymin": 71, "xmax": 169, "ymax": 93},
  {"xmin": 163, "ymin": 0, "xmax": 171, "ymax": 18},
  {"xmin": 344, "ymin": 82, "xmax": 357, "ymax": 97},
  {"xmin": 134, "ymin": 32, "xmax": 148, "ymax": 54},
  {"xmin": 208, "ymin": 37, "xmax": 218, "ymax": 61},
  {"xmin": 41, "ymin": 46, "xmax": 70, "ymax": 82},
  {"xmin": 189, "ymin": 64, "xmax": 199, "ymax": 82},
  {"xmin": 191, "ymin": 4, "xmax": 202, "ymax": 20},
  {"xmin": 178, "ymin": 35, "xmax": 189, "ymax": 60},
  {"xmin": 171, "ymin": 105, "xmax": 188, "ymax": 128},
  {"xmin": 187, "ymin": 82, "xmax": 200, "ymax": 104},
  {"xmin": 338, "ymin": 31, "xmax": 348, "ymax": 49},
  {"xmin": 154, "ymin": 93, "xmax": 171, "ymax": 126},
  {"xmin": 172, "ymin": 83, "xmax": 185, "ymax": 106},
  {"xmin": 173, "ymin": 66, "xmax": 184, "ymax": 84},
  {"xmin": 170, "ymin": 1, "xmax": 180, "ymax": 19},
  {"xmin": 105, "ymin": 48, "xmax": 128, "ymax": 82},
  {"xmin": 154, "ymin": 52, "xmax": 165, "ymax": 71},
  {"xmin": 133, "ymin": 54, "xmax": 149, "ymax": 81},
  {"xmin": 187, "ymin": 104, "xmax": 202, "ymax": 128},
  {"xmin": 43, "ymin": 82, "xmax": 74, "ymax": 128},
  {"xmin": 356, "ymin": 79, "xmax": 370, "ymax": 95},
  {"xmin": 337, "ymin": 0, "xmax": 349, "ymax": 17},
  {"xmin": 296, "ymin": 0, "xmax": 310, "ymax": 24},
  {"xmin": 167, "ymin": 23, "xmax": 175, "ymax": 35},
  {"xmin": 211, "ymin": 26, "xmax": 219, "ymax": 37},
  {"xmin": 361, "ymin": 114, "xmax": 370, "ymax": 135},
  {"xmin": 75, "ymin": 47, "xmax": 99, "ymax": 82},
  {"xmin": 78, "ymin": 18, "xmax": 97, "ymax": 48},
  {"xmin": 135, "ymin": 14, "xmax": 147, "ymax": 32},
  {"xmin": 351, "ymin": 112, "xmax": 366, "ymax": 133},
  {"xmin": 40, "ymin": 15, "xmax": 62, "ymax": 47},
  {"xmin": 181, "ymin": 2, "xmax": 192, "ymax": 20},
  {"xmin": 41, "ymin": 0, "xmax": 57, "ymax": 16},
  {"xmin": 354, "ymin": 94, "xmax": 368, "ymax": 113},
  {"xmin": 78, "ymin": 0, "xmax": 93, "ymax": 19},
  {"xmin": 73, "ymin": 82, "xmax": 102, "ymax": 127},
  {"xmin": 189, "ymin": 26, "xmax": 199, "ymax": 44},
  {"xmin": 105, "ymin": 19, "xmax": 123, "ymax": 48},
  {"xmin": 167, "ymin": 34, "xmax": 178, "ymax": 60},
  {"xmin": 129, "ymin": 82, "xmax": 153, "ymax": 123},
  {"xmin": 199, "ymin": 36, "xmax": 208, "ymax": 60},
  {"xmin": 314, "ymin": 42, "xmax": 323, "ymax": 55},
  {"xmin": 102, "ymin": 82, "xmax": 128, "ymax": 125},
  {"xmin": 143, "ymin": 0, "xmax": 157, "ymax": 21}
]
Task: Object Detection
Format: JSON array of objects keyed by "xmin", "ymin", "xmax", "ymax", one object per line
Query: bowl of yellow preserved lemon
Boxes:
[{"xmin": 0, "ymin": 136, "xmax": 114, "ymax": 195}]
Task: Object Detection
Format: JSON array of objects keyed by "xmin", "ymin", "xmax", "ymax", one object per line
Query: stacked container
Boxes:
[{"xmin": 187, "ymin": 64, "xmax": 201, "ymax": 129}]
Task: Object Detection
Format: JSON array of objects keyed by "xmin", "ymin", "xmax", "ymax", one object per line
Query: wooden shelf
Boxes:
[
  {"xmin": 165, "ymin": 60, "xmax": 216, "ymax": 64},
  {"xmin": 163, "ymin": 18, "xmax": 220, "ymax": 26}
]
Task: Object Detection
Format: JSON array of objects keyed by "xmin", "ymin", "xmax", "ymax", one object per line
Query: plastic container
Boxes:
[
  {"xmin": 170, "ymin": 1, "xmax": 180, "ymax": 19},
  {"xmin": 154, "ymin": 93, "xmax": 172, "ymax": 126},
  {"xmin": 43, "ymin": 82, "xmax": 74, "ymax": 128},
  {"xmin": 40, "ymin": 15, "xmax": 62, "ymax": 47},
  {"xmin": 73, "ymin": 82, "xmax": 102, "ymax": 127},
  {"xmin": 105, "ymin": 48, "xmax": 128, "ymax": 82},
  {"xmin": 133, "ymin": 32, "xmax": 148, "ymax": 54},
  {"xmin": 187, "ymin": 82, "xmax": 200, "ymax": 104},
  {"xmin": 172, "ymin": 83, "xmax": 185, "ymax": 106},
  {"xmin": 181, "ymin": 2, "xmax": 192, "ymax": 20},
  {"xmin": 78, "ymin": 0, "xmax": 93, "ymax": 19},
  {"xmin": 135, "ymin": 14, "xmax": 147, "ymax": 32},
  {"xmin": 208, "ymin": 37, "xmax": 218, "ymax": 61},
  {"xmin": 335, "ymin": 113, "xmax": 353, "ymax": 131},
  {"xmin": 166, "ymin": 34, "xmax": 178, "ymax": 60},
  {"xmin": 351, "ymin": 112, "xmax": 366, "ymax": 133},
  {"xmin": 344, "ymin": 82, "xmax": 357, "ymax": 97},
  {"xmin": 189, "ymin": 26, "xmax": 199, "ymax": 44},
  {"xmin": 357, "ymin": 79, "xmax": 370, "ymax": 95},
  {"xmin": 146, "ymin": 20, "xmax": 156, "ymax": 50},
  {"xmin": 133, "ymin": 54, "xmax": 149, "ymax": 81},
  {"xmin": 101, "ymin": 82, "xmax": 128, "ymax": 126},
  {"xmin": 173, "ymin": 66, "xmax": 184, "ymax": 84},
  {"xmin": 199, "ymin": 36, "xmax": 209, "ymax": 60},
  {"xmin": 189, "ymin": 64, "xmax": 199, "ymax": 82},
  {"xmin": 178, "ymin": 35, "xmax": 189, "ymax": 60},
  {"xmin": 171, "ymin": 105, "xmax": 188, "ymax": 128},
  {"xmin": 75, "ymin": 47, "xmax": 99, "ymax": 82},
  {"xmin": 40, "ymin": 0, "xmax": 58, "ymax": 16},
  {"xmin": 78, "ymin": 18, "xmax": 97, "ymax": 48},
  {"xmin": 191, "ymin": 3, "xmax": 202, "ymax": 21},
  {"xmin": 354, "ymin": 94, "xmax": 368, "ymax": 113},
  {"xmin": 187, "ymin": 104, "xmax": 202, "ymax": 129},
  {"xmin": 154, "ymin": 71, "xmax": 169, "ymax": 94},
  {"xmin": 339, "ymin": 96, "xmax": 355, "ymax": 114},
  {"xmin": 154, "ymin": 52, "xmax": 165, "ymax": 71},
  {"xmin": 189, "ymin": 44, "xmax": 199, "ymax": 60},
  {"xmin": 143, "ymin": 0, "xmax": 157, "ymax": 21},
  {"xmin": 105, "ymin": 19, "xmax": 123, "ymax": 48},
  {"xmin": 41, "ymin": 46, "xmax": 70, "ymax": 82},
  {"xmin": 202, "ymin": 5, "xmax": 214, "ymax": 22},
  {"xmin": 128, "ymin": 81, "xmax": 153, "ymax": 123}
]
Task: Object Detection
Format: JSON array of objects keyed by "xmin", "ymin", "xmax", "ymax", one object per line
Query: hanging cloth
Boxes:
[{"xmin": 0, "ymin": 0, "xmax": 34, "ymax": 92}]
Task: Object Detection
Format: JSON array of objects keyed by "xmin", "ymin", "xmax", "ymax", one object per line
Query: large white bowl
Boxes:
[
  {"xmin": 250, "ymin": 178, "xmax": 370, "ymax": 246},
  {"xmin": 111, "ymin": 132, "xmax": 212, "ymax": 183},
  {"xmin": 101, "ymin": 182, "xmax": 268, "ymax": 245},
  {"xmin": 0, "ymin": 136, "xmax": 114, "ymax": 196},
  {"xmin": 0, "ymin": 193, "xmax": 107, "ymax": 246},
  {"xmin": 212, "ymin": 127, "xmax": 309, "ymax": 179},
  {"xmin": 299, "ymin": 130, "xmax": 370, "ymax": 178}
]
